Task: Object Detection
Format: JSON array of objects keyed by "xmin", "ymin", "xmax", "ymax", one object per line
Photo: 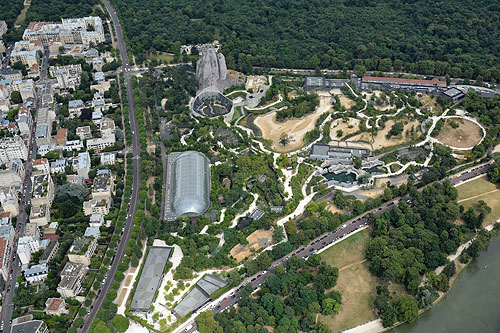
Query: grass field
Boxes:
[
  {"xmin": 320, "ymin": 229, "xmax": 370, "ymax": 268},
  {"xmin": 456, "ymin": 176, "xmax": 496, "ymax": 200},
  {"xmin": 319, "ymin": 229, "xmax": 378, "ymax": 331},
  {"xmin": 318, "ymin": 261, "xmax": 378, "ymax": 332},
  {"xmin": 149, "ymin": 52, "xmax": 174, "ymax": 63},
  {"xmin": 457, "ymin": 176, "xmax": 500, "ymax": 227}
]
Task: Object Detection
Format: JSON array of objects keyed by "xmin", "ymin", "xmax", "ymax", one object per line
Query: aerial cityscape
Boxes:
[{"xmin": 0, "ymin": 0, "xmax": 499, "ymax": 332}]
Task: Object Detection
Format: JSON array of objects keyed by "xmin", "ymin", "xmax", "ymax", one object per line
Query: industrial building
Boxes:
[
  {"xmin": 164, "ymin": 151, "xmax": 211, "ymax": 221},
  {"xmin": 303, "ymin": 77, "xmax": 348, "ymax": 91}
]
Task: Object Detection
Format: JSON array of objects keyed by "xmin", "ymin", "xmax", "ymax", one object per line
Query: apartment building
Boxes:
[
  {"xmin": 31, "ymin": 173, "xmax": 55, "ymax": 206},
  {"xmin": 76, "ymin": 125, "xmax": 92, "ymax": 140},
  {"xmin": 24, "ymin": 263, "xmax": 49, "ymax": 283},
  {"xmin": 57, "ymin": 262, "xmax": 88, "ymax": 298},
  {"xmin": 83, "ymin": 196, "xmax": 111, "ymax": 216},
  {"xmin": 33, "ymin": 158, "xmax": 50, "ymax": 175},
  {"xmin": 0, "ymin": 225, "xmax": 15, "ymax": 280},
  {"xmin": 0, "ymin": 159, "xmax": 25, "ymax": 187},
  {"xmin": 29, "ymin": 204, "xmax": 51, "ymax": 227},
  {"xmin": 49, "ymin": 64, "xmax": 82, "ymax": 89},
  {"xmin": 0, "ymin": 136, "xmax": 28, "ymax": 162},
  {"xmin": 68, "ymin": 99, "xmax": 85, "ymax": 118},
  {"xmin": 67, "ymin": 237, "xmax": 97, "ymax": 266},
  {"xmin": 72, "ymin": 152, "xmax": 90, "ymax": 179},
  {"xmin": 17, "ymin": 235, "xmax": 40, "ymax": 265}
]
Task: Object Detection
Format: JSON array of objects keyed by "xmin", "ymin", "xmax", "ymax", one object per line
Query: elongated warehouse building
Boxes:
[{"xmin": 164, "ymin": 151, "xmax": 211, "ymax": 221}]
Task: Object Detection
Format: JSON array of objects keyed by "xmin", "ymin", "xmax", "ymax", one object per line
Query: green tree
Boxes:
[
  {"xmin": 395, "ymin": 295, "xmax": 419, "ymax": 323},
  {"xmin": 197, "ymin": 311, "xmax": 223, "ymax": 333},
  {"xmin": 111, "ymin": 315, "xmax": 129, "ymax": 333},
  {"xmin": 10, "ymin": 91, "xmax": 22, "ymax": 104}
]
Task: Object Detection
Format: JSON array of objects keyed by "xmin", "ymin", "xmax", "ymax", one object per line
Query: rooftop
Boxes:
[{"xmin": 130, "ymin": 246, "xmax": 172, "ymax": 311}]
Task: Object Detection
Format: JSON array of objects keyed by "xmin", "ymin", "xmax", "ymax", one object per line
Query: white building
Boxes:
[
  {"xmin": 24, "ymin": 263, "xmax": 49, "ymax": 283},
  {"xmin": 0, "ymin": 186, "xmax": 19, "ymax": 217},
  {"xmin": 0, "ymin": 225, "xmax": 15, "ymax": 281},
  {"xmin": 67, "ymin": 237, "xmax": 97, "ymax": 266},
  {"xmin": 63, "ymin": 140, "xmax": 84, "ymax": 151},
  {"xmin": 83, "ymin": 196, "xmax": 111, "ymax": 216},
  {"xmin": 32, "ymin": 158, "xmax": 50, "ymax": 175},
  {"xmin": 0, "ymin": 159, "xmax": 25, "ymax": 187},
  {"xmin": 0, "ymin": 136, "xmax": 28, "ymax": 162},
  {"xmin": 100, "ymin": 152, "xmax": 115, "ymax": 166},
  {"xmin": 68, "ymin": 99, "xmax": 85, "ymax": 118},
  {"xmin": 76, "ymin": 126, "xmax": 92, "ymax": 140},
  {"xmin": 29, "ymin": 204, "xmax": 51, "ymax": 227},
  {"xmin": 89, "ymin": 213, "xmax": 104, "ymax": 228},
  {"xmin": 23, "ymin": 17, "xmax": 105, "ymax": 46},
  {"xmin": 50, "ymin": 159, "xmax": 66, "ymax": 173},
  {"xmin": 49, "ymin": 64, "xmax": 82, "ymax": 90},
  {"xmin": 57, "ymin": 262, "xmax": 88, "ymax": 298},
  {"xmin": 72, "ymin": 152, "xmax": 90, "ymax": 179},
  {"xmin": 17, "ymin": 235, "xmax": 40, "ymax": 265},
  {"xmin": 86, "ymin": 136, "xmax": 115, "ymax": 152}
]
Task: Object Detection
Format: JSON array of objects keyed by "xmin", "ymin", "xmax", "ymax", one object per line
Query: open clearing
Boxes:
[
  {"xmin": 246, "ymin": 75, "xmax": 267, "ymax": 93},
  {"xmin": 319, "ymin": 229, "xmax": 379, "ymax": 331},
  {"xmin": 457, "ymin": 176, "xmax": 500, "ymax": 227},
  {"xmin": 318, "ymin": 261, "xmax": 378, "ymax": 332},
  {"xmin": 330, "ymin": 117, "xmax": 360, "ymax": 140},
  {"xmin": 254, "ymin": 93, "xmax": 332, "ymax": 152},
  {"xmin": 434, "ymin": 118, "xmax": 483, "ymax": 148},
  {"xmin": 230, "ymin": 229, "xmax": 273, "ymax": 262},
  {"xmin": 349, "ymin": 119, "xmax": 420, "ymax": 150}
]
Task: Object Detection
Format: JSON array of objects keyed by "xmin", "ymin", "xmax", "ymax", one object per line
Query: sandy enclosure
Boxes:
[
  {"xmin": 245, "ymin": 75, "xmax": 267, "ymax": 93},
  {"xmin": 348, "ymin": 119, "xmax": 420, "ymax": 150},
  {"xmin": 434, "ymin": 118, "xmax": 483, "ymax": 148},
  {"xmin": 330, "ymin": 117, "xmax": 360, "ymax": 139},
  {"xmin": 254, "ymin": 93, "xmax": 332, "ymax": 152}
]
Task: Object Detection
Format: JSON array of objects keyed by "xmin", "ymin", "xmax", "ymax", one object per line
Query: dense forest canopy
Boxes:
[
  {"xmin": 111, "ymin": 0, "xmax": 500, "ymax": 81},
  {"xmin": 26, "ymin": 0, "xmax": 99, "ymax": 22},
  {"xmin": 0, "ymin": 0, "xmax": 24, "ymax": 28}
]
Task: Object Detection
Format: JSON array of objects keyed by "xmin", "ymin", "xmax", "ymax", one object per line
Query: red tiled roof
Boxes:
[
  {"xmin": 0, "ymin": 212, "xmax": 10, "ymax": 218},
  {"xmin": 47, "ymin": 298, "xmax": 63, "ymax": 311},
  {"xmin": 33, "ymin": 158, "xmax": 48, "ymax": 166},
  {"xmin": 42, "ymin": 234, "xmax": 59, "ymax": 241},
  {"xmin": 362, "ymin": 76, "xmax": 446, "ymax": 87},
  {"xmin": 56, "ymin": 128, "xmax": 67, "ymax": 139}
]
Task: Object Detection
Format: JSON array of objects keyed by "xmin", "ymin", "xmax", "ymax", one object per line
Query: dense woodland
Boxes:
[
  {"xmin": 110, "ymin": 0, "xmax": 500, "ymax": 81},
  {"xmin": 214, "ymin": 256, "xmax": 339, "ymax": 332},
  {"xmin": 0, "ymin": 0, "xmax": 24, "ymax": 28},
  {"xmin": 26, "ymin": 0, "xmax": 99, "ymax": 22}
]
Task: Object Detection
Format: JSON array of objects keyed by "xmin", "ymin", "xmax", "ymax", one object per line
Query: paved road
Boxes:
[
  {"xmin": 179, "ymin": 162, "xmax": 492, "ymax": 333},
  {"xmin": 82, "ymin": 1, "xmax": 141, "ymax": 331}
]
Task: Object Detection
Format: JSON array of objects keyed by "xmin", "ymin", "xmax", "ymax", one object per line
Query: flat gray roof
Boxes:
[
  {"xmin": 130, "ymin": 246, "xmax": 172, "ymax": 311},
  {"xmin": 173, "ymin": 274, "xmax": 227, "ymax": 317},
  {"xmin": 11, "ymin": 320, "xmax": 44, "ymax": 333}
]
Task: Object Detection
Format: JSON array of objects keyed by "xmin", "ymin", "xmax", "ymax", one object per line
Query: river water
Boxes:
[{"xmin": 392, "ymin": 235, "xmax": 500, "ymax": 333}]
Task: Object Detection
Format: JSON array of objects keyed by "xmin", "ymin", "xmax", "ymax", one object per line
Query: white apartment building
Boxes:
[
  {"xmin": 29, "ymin": 204, "xmax": 50, "ymax": 227},
  {"xmin": 86, "ymin": 135, "xmax": 115, "ymax": 152},
  {"xmin": 0, "ymin": 159, "xmax": 25, "ymax": 187},
  {"xmin": 83, "ymin": 195, "xmax": 111, "ymax": 216},
  {"xmin": 76, "ymin": 126, "xmax": 92, "ymax": 140},
  {"xmin": 72, "ymin": 152, "xmax": 90, "ymax": 179},
  {"xmin": 0, "ymin": 225, "xmax": 15, "ymax": 281},
  {"xmin": 68, "ymin": 99, "xmax": 85, "ymax": 118},
  {"xmin": 57, "ymin": 262, "xmax": 88, "ymax": 298},
  {"xmin": 63, "ymin": 140, "xmax": 84, "ymax": 151},
  {"xmin": 0, "ymin": 136, "xmax": 28, "ymax": 162},
  {"xmin": 17, "ymin": 235, "xmax": 40, "ymax": 265},
  {"xmin": 32, "ymin": 158, "xmax": 50, "ymax": 175},
  {"xmin": 24, "ymin": 263, "xmax": 49, "ymax": 283}
]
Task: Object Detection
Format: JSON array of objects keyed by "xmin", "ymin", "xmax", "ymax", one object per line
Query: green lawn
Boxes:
[
  {"xmin": 456, "ymin": 176, "xmax": 497, "ymax": 201},
  {"xmin": 460, "ymin": 191, "xmax": 500, "ymax": 227},
  {"xmin": 320, "ymin": 229, "xmax": 371, "ymax": 269}
]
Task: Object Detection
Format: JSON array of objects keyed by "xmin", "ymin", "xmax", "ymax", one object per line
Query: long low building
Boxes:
[
  {"xmin": 173, "ymin": 274, "xmax": 227, "ymax": 318},
  {"xmin": 362, "ymin": 76, "xmax": 446, "ymax": 88},
  {"xmin": 310, "ymin": 143, "xmax": 370, "ymax": 162},
  {"xmin": 130, "ymin": 244, "xmax": 172, "ymax": 312}
]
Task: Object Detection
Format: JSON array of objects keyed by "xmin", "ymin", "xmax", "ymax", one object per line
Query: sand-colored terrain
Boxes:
[
  {"xmin": 254, "ymin": 93, "xmax": 332, "ymax": 152},
  {"xmin": 330, "ymin": 117, "xmax": 360, "ymax": 140},
  {"xmin": 245, "ymin": 75, "xmax": 267, "ymax": 93},
  {"xmin": 349, "ymin": 119, "xmax": 420, "ymax": 150},
  {"xmin": 434, "ymin": 118, "xmax": 483, "ymax": 148},
  {"xmin": 365, "ymin": 90, "xmax": 394, "ymax": 111},
  {"xmin": 230, "ymin": 229, "xmax": 274, "ymax": 262},
  {"xmin": 418, "ymin": 93, "xmax": 443, "ymax": 114}
]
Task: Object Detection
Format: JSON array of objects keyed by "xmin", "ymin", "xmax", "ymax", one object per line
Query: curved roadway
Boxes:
[{"xmin": 82, "ymin": 1, "xmax": 141, "ymax": 331}]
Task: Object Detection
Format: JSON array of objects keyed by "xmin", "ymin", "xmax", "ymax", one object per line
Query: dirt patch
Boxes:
[
  {"xmin": 364, "ymin": 90, "xmax": 394, "ymax": 111},
  {"xmin": 326, "ymin": 204, "xmax": 346, "ymax": 215},
  {"xmin": 330, "ymin": 118, "xmax": 360, "ymax": 140},
  {"xmin": 355, "ymin": 187, "xmax": 386, "ymax": 200},
  {"xmin": 254, "ymin": 93, "xmax": 332, "ymax": 152},
  {"xmin": 125, "ymin": 274, "xmax": 134, "ymax": 287},
  {"xmin": 418, "ymin": 94, "xmax": 442, "ymax": 114},
  {"xmin": 229, "ymin": 229, "xmax": 274, "ymax": 262},
  {"xmin": 117, "ymin": 288, "xmax": 128, "ymax": 306},
  {"xmin": 245, "ymin": 75, "xmax": 267, "ymax": 93},
  {"xmin": 349, "ymin": 119, "xmax": 420, "ymax": 150},
  {"xmin": 434, "ymin": 118, "xmax": 483, "ymax": 148}
]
